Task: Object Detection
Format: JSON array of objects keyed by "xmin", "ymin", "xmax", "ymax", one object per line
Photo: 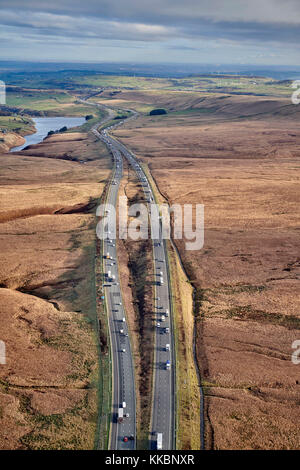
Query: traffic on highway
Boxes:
[
  {"xmin": 93, "ymin": 126, "xmax": 136, "ymax": 450},
  {"xmin": 92, "ymin": 107, "xmax": 175, "ymax": 450}
]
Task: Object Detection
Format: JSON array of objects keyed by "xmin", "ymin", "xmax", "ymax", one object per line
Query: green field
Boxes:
[
  {"xmin": 63, "ymin": 74, "xmax": 290, "ymax": 97},
  {"xmin": 6, "ymin": 90, "xmax": 73, "ymax": 109},
  {"xmin": 0, "ymin": 72, "xmax": 293, "ymax": 136},
  {"xmin": 2, "ymin": 87, "xmax": 104, "ymax": 118},
  {"xmin": 0, "ymin": 115, "xmax": 34, "ymax": 134},
  {"xmin": 70, "ymin": 74, "xmax": 173, "ymax": 90},
  {"xmin": 66, "ymin": 74, "xmax": 293, "ymax": 97},
  {"xmin": 1, "ymin": 69, "xmax": 293, "ymax": 97}
]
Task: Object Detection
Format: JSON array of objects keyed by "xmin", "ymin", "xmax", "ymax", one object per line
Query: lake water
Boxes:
[{"xmin": 10, "ymin": 116, "xmax": 85, "ymax": 152}]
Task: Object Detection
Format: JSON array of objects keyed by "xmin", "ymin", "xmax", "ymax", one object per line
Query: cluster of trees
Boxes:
[
  {"xmin": 47, "ymin": 126, "xmax": 67, "ymax": 136},
  {"xmin": 149, "ymin": 108, "xmax": 167, "ymax": 116},
  {"xmin": 85, "ymin": 114, "xmax": 94, "ymax": 121}
]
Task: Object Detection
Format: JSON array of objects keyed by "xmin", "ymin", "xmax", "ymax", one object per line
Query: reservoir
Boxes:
[{"xmin": 10, "ymin": 116, "xmax": 85, "ymax": 152}]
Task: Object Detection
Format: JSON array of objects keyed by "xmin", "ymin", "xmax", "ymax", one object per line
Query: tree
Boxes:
[
  {"xmin": 149, "ymin": 108, "xmax": 167, "ymax": 116},
  {"xmin": 59, "ymin": 126, "xmax": 68, "ymax": 132},
  {"xmin": 85, "ymin": 114, "xmax": 94, "ymax": 121},
  {"xmin": 113, "ymin": 115, "xmax": 127, "ymax": 120}
]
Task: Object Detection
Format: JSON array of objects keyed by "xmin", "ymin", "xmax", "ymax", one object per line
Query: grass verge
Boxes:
[{"xmin": 141, "ymin": 162, "xmax": 201, "ymax": 449}]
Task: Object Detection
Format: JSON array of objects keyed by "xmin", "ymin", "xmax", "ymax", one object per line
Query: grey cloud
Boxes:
[
  {"xmin": 1, "ymin": 0, "xmax": 300, "ymax": 25},
  {"xmin": 1, "ymin": 6, "xmax": 300, "ymax": 46},
  {"xmin": 0, "ymin": 10, "xmax": 178, "ymax": 42},
  {"xmin": 0, "ymin": 0, "xmax": 299, "ymax": 64}
]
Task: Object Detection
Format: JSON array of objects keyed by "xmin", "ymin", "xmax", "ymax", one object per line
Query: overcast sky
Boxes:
[{"xmin": 0, "ymin": 0, "xmax": 300, "ymax": 65}]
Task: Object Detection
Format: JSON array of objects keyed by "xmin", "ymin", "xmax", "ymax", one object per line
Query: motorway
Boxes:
[
  {"xmin": 97, "ymin": 123, "xmax": 175, "ymax": 451},
  {"xmin": 93, "ymin": 124, "xmax": 136, "ymax": 450},
  {"xmin": 89, "ymin": 99, "xmax": 175, "ymax": 449}
]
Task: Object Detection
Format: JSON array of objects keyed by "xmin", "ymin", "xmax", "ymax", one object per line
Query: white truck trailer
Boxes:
[
  {"xmin": 156, "ymin": 432, "xmax": 163, "ymax": 450},
  {"xmin": 118, "ymin": 408, "xmax": 124, "ymax": 423}
]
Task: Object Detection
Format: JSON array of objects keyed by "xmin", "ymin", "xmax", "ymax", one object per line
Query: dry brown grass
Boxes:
[
  {"xmin": 111, "ymin": 93, "xmax": 300, "ymax": 449},
  {"xmin": 0, "ymin": 131, "xmax": 111, "ymax": 449},
  {"xmin": 96, "ymin": 90, "xmax": 300, "ymax": 117},
  {"xmin": 20, "ymin": 132, "xmax": 111, "ymax": 167},
  {"xmin": 168, "ymin": 242, "xmax": 201, "ymax": 450},
  {"xmin": 0, "ymin": 132, "xmax": 25, "ymax": 153}
]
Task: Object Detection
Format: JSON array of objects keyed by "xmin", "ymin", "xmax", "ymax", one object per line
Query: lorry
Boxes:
[
  {"xmin": 118, "ymin": 408, "xmax": 124, "ymax": 423},
  {"xmin": 156, "ymin": 433, "xmax": 163, "ymax": 450}
]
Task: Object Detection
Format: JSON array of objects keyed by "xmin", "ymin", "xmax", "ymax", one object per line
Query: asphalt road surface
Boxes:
[
  {"xmin": 98, "ymin": 125, "xmax": 175, "ymax": 451},
  {"xmin": 93, "ymin": 126, "xmax": 136, "ymax": 450}
]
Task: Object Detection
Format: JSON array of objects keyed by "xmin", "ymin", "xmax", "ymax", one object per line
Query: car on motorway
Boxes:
[
  {"xmin": 165, "ymin": 327, "xmax": 169, "ymax": 334},
  {"xmin": 165, "ymin": 309, "xmax": 169, "ymax": 317},
  {"xmin": 165, "ymin": 344, "xmax": 170, "ymax": 351}
]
